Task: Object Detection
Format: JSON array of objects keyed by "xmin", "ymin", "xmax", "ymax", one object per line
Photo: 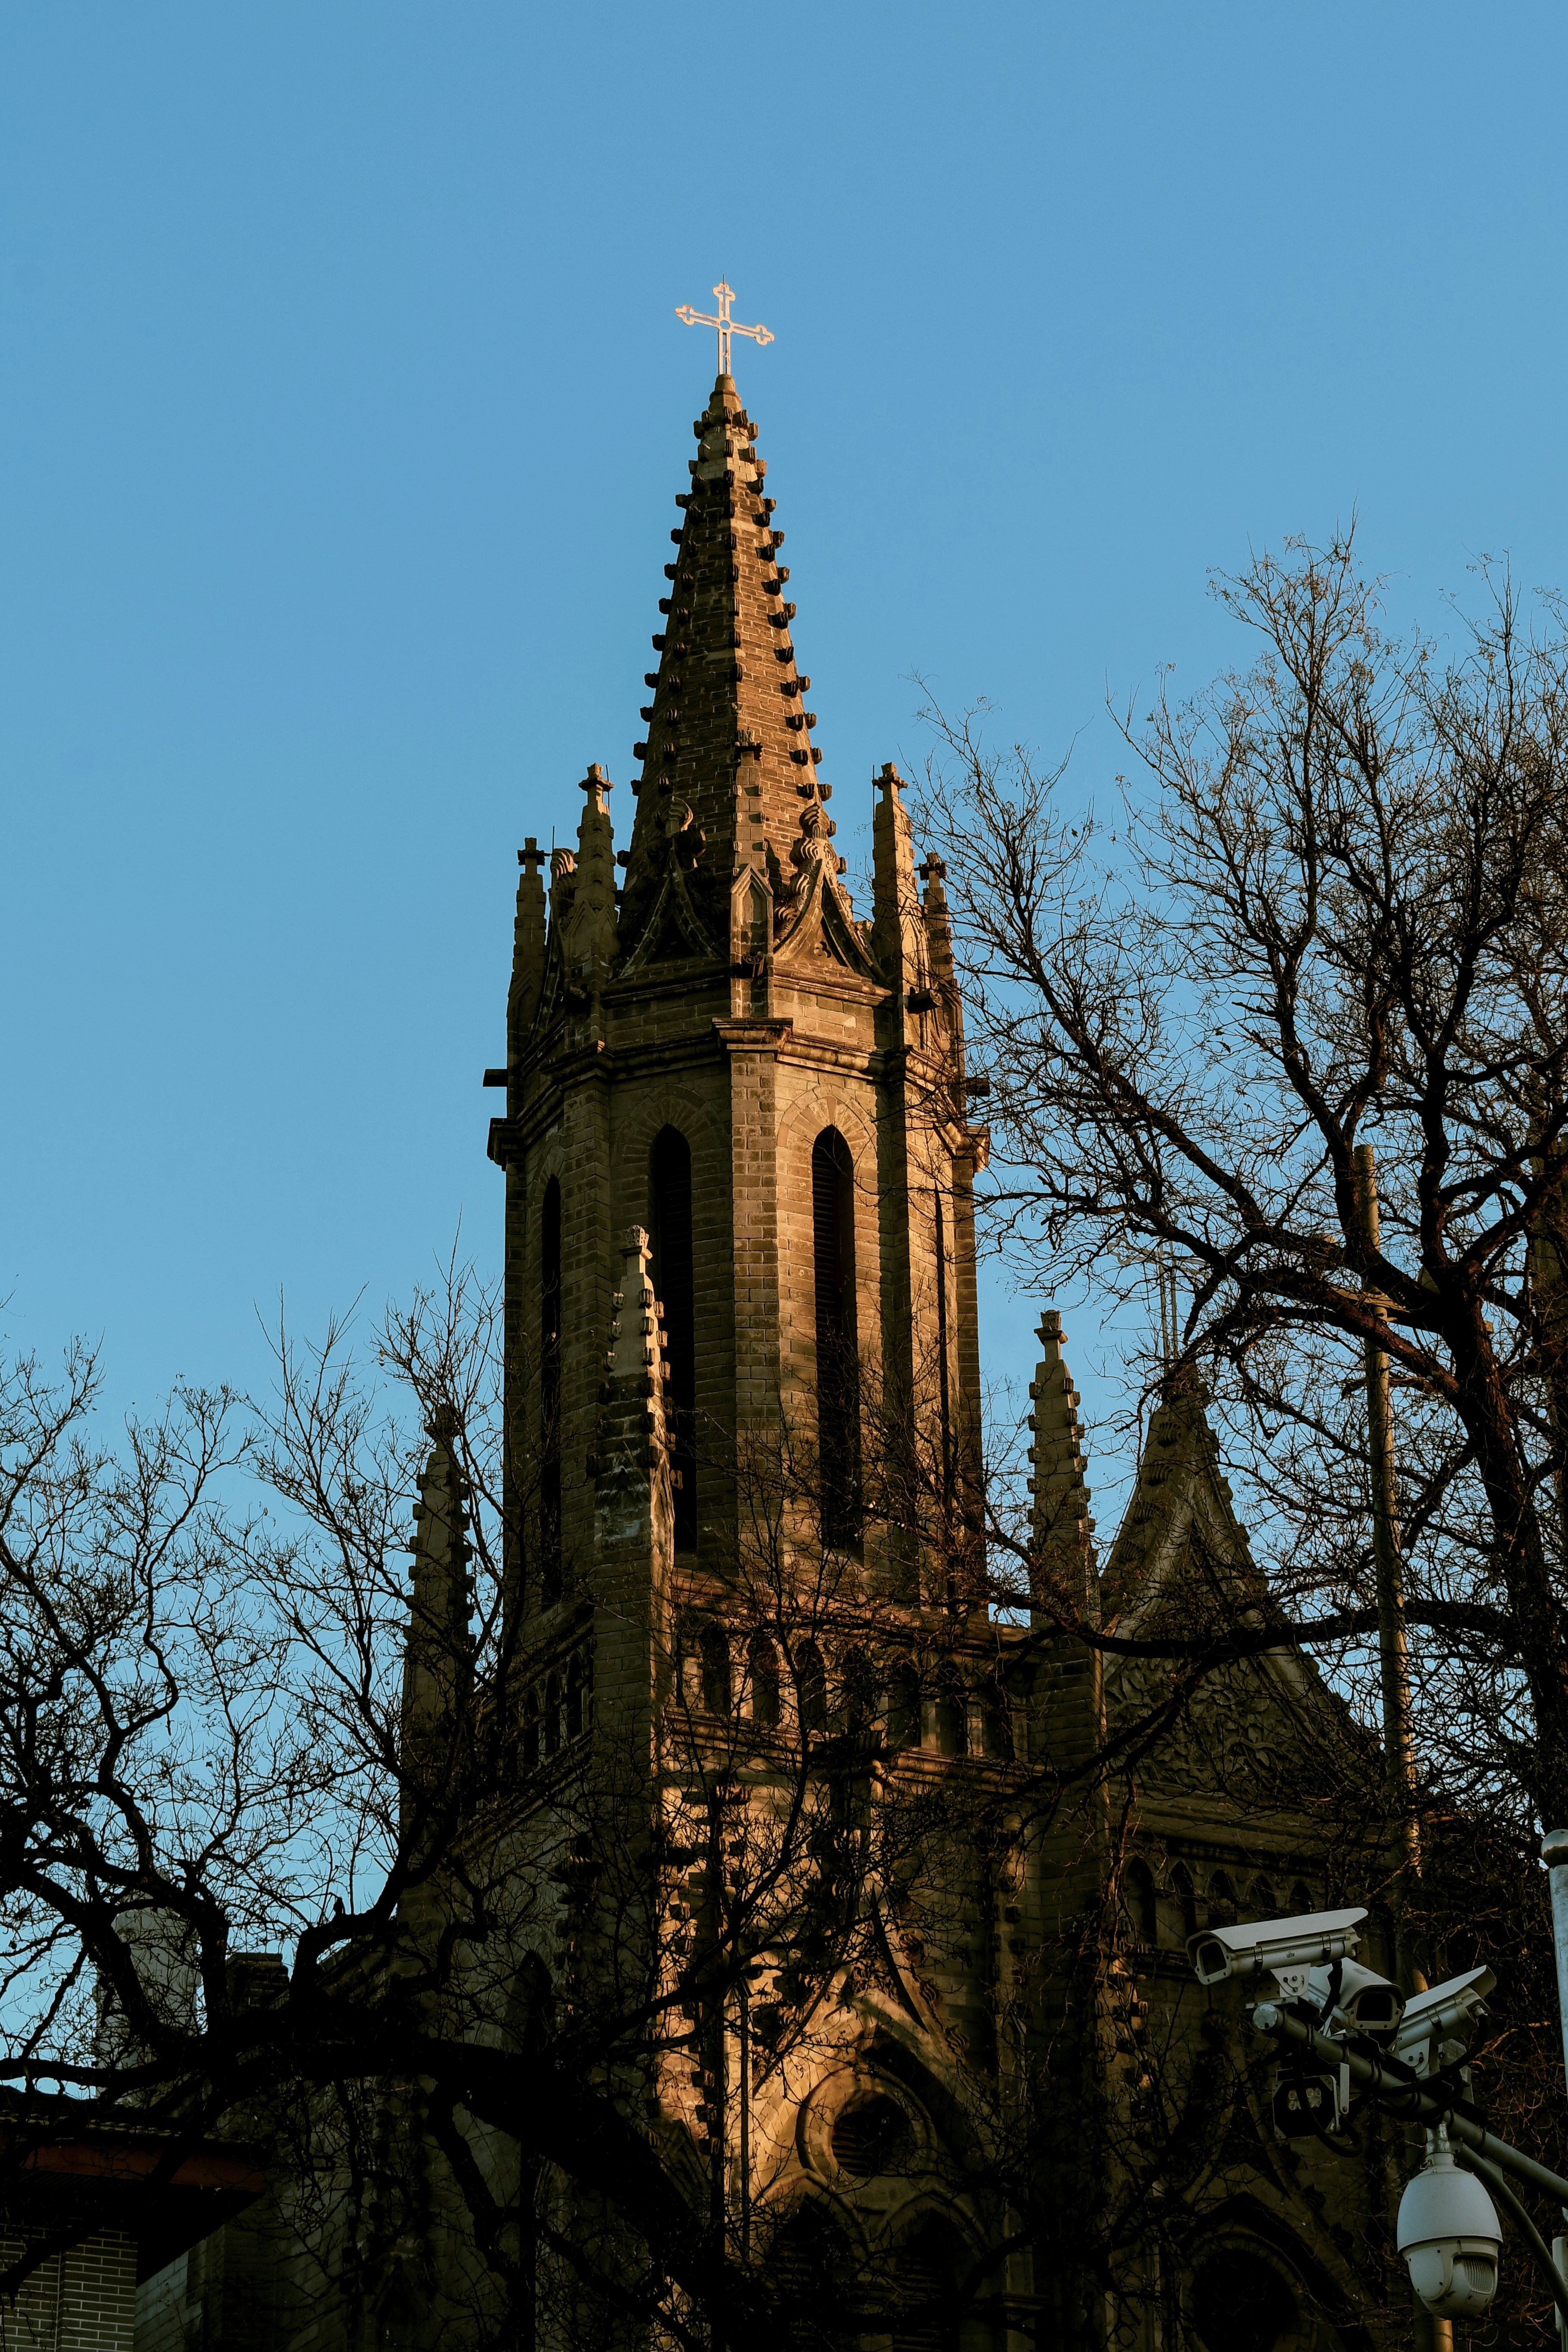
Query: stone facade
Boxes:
[{"xmin": 473, "ymin": 372, "xmax": 1398, "ymax": 2351}]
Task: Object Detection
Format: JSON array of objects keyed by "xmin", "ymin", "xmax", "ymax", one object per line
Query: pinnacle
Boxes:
[{"xmin": 1027, "ymin": 1308, "xmax": 1097, "ymax": 1624}]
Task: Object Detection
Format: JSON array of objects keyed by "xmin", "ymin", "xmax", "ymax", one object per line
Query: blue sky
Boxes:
[{"xmin": 4, "ymin": 2, "xmax": 1566, "ymax": 1507}]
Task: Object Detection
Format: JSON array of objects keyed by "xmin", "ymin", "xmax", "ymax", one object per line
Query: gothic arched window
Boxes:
[
  {"xmin": 889, "ymin": 2212, "xmax": 969, "ymax": 2351},
  {"xmin": 698, "ymin": 1620, "xmax": 731, "ymax": 1717},
  {"xmin": 771, "ymin": 2203, "xmax": 856, "ymax": 2352},
  {"xmin": 888, "ymin": 1662, "xmax": 922, "ymax": 1751},
  {"xmin": 541, "ymin": 1177, "xmax": 563, "ymax": 1605},
  {"xmin": 796, "ymin": 1639, "xmax": 827, "ymax": 1735},
  {"xmin": 748, "ymin": 1632, "xmax": 781, "ymax": 1729},
  {"xmin": 649, "ymin": 1126, "xmax": 697, "ymax": 1548},
  {"xmin": 1125, "ymin": 1858, "xmax": 1158, "ymax": 1944},
  {"xmin": 566, "ymin": 1648, "xmax": 591, "ymax": 1740},
  {"xmin": 811, "ymin": 1128, "xmax": 861, "ymax": 1547},
  {"xmin": 934, "ymin": 1664, "xmax": 966, "ymax": 1758},
  {"xmin": 841, "ymin": 1647, "xmax": 876, "ymax": 1732}
]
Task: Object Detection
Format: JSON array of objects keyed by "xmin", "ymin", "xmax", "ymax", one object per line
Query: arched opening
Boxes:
[
  {"xmin": 540, "ymin": 1177, "xmax": 563, "ymax": 1605},
  {"xmin": 1289, "ymin": 1879, "xmax": 1313, "ymax": 1917},
  {"xmin": 888, "ymin": 1662, "xmax": 922, "ymax": 1751},
  {"xmin": 698, "ymin": 1620, "xmax": 731, "ymax": 1717},
  {"xmin": 770, "ymin": 2203, "xmax": 856, "ymax": 2351},
  {"xmin": 1208, "ymin": 1870, "xmax": 1238, "ymax": 1928},
  {"xmin": 1249, "ymin": 1874, "xmax": 1276, "ymax": 1918},
  {"xmin": 748, "ymin": 1632, "xmax": 781, "ymax": 1729},
  {"xmin": 811, "ymin": 1128, "xmax": 861, "ymax": 1547},
  {"xmin": 980, "ymin": 1676, "xmax": 1013, "ymax": 1761},
  {"xmin": 796, "ymin": 1639, "xmax": 827, "ymax": 1736},
  {"xmin": 934, "ymin": 1664, "xmax": 966, "ymax": 1758},
  {"xmin": 841, "ymin": 1647, "xmax": 876, "ymax": 1733},
  {"xmin": 1124, "ymin": 1858, "xmax": 1157, "ymax": 1944},
  {"xmin": 1172, "ymin": 1863, "xmax": 1198, "ymax": 1941},
  {"xmin": 566, "ymin": 1649, "xmax": 591, "ymax": 1740},
  {"xmin": 1191, "ymin": 2246, "xmax": 1299, "ymax": 2352},
  {"xmin": 889, "ymin": 2213, "xmax": 975, "ymax": 2352},
  {"xmin": 649, "ymin": 1127, "xmax": 697, "ymax": 1548}
]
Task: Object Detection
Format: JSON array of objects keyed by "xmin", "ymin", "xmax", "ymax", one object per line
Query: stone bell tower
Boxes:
[{"xmin": 485, "ymin": 369, "xmax": 990, "ymax": 1665}]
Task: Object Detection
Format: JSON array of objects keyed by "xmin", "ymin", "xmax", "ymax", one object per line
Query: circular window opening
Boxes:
[
  {"xmin": 1192, "ymin": 2251, "xmax": 1298, "ymax": 2352},
  {"xmin": 832, "ymin": 2092, "xmax": 912, "ymax": 2179}
]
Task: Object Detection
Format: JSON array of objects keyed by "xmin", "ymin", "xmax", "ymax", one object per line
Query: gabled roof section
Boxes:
[
  {"xmin": 617, "ymin": 372, "xmax": 839, "ymax": 968},
  {"xmin": 1100, "ymin": 1370, "xmax": 1258, "ymax": 1633},
  {"xmin": 1099, "ymin": 1375, "xmax": 1368, "ymax": 1806}
]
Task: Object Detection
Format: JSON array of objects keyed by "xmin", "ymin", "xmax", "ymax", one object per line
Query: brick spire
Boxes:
[{"xmin": 618, "ymin": 373, "xmax": 828, "ymax": 966}]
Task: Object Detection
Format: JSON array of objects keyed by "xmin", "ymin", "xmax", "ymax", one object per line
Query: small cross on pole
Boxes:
[{"xmin": 674, "ymin": 281, "xmax": 774, "ymax": 376}]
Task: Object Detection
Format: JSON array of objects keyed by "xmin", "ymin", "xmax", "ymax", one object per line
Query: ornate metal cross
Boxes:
[{"xmin": 675, "ymin": 281, "xmax": 774, "ymax": 375}]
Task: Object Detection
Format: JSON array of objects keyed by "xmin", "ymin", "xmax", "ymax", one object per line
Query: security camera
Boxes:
[
  {"xmin": 1188, "ymin": 1906, "xmax": 1366, "ymax": 1995},
  {"xmin": 1393, "ymin": 1966, "xmax": 1495, "ymax": 2073},
  {"xmin": 1271, "ymin": 2059, "xmax": 1349, "ymax": 2140},
  {"xmin": 1304, "ymin": 1955, "xmax": 1405, "ymax": 2041},
  {"xmin": 1398, "ymin": 2147, "xmax": 1501, "ymax": 2317}
]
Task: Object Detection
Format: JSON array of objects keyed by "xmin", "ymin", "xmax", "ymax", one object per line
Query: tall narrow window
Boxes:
[
  {"xmin": 796, "ymin": 1639, "xmax": 827, "ymax": 1735},
  {"xmin": 650, "ymin": 1127, "xmax": 697, "ymax": 1548},
  {"xmin": 812, "ymin": 1128, "xmax": 860, "ymax": 1546},
  {"xmin": 541, "ymin": 1177, "xmax": 562, "ymax": 1605}
]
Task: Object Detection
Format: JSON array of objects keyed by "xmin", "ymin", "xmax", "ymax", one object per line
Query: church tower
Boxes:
[
  {"xmin": 486, "ymin": 363, "xmax": 988, "ymax": 1657},
  {"xmin": 477, "ymin": 364, "xmax": 1398, "ymax": 2352}
]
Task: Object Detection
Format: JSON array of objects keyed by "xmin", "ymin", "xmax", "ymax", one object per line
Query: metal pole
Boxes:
[
  {"xmin": 1454, "ymin": 2146, "xmax": 1568, "ymax": 2326},
  {"xmin": 1252, "ymin": 2003, "xmax": 1568, "ymax": 2204},
  {"xmin": 1355, "ymin": 1144, "xmax": 1424, "ymax": 1991},
  {"xmin": 1542, "ymin": 1827, "xmax": 1568, "ymax": 2344}
]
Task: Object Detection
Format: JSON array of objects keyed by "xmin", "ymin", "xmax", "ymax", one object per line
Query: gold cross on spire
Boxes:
[{"xmin": 674, "ymin": 280, "xmax": 774, "ymax": 376}]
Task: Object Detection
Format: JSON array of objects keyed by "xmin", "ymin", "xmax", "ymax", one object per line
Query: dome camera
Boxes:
[{"xmin": 1397, "ymin": 2148, "xmax": 1501, "ymax": 2318}]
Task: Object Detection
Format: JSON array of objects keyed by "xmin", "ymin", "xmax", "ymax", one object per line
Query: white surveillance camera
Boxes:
[
  {"xmin": 1187, "ymin": 1907, "xmax": 1366, "ymax": 1995},
  {"xmin": 1304, "ymin": 1955, "xmax": 1405, "ymax": 2041},
  {"xmin": 1397, "ymin": 2148, "xmax": 1500, "ymax": 2317},
  {"xmin": 1393, "ymin": 1966, "xmax": 1495, "ymax": 2071}
]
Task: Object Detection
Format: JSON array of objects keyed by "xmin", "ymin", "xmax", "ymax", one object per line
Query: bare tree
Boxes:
[{"xmin": 920, "ymin": 537, "xmax": 1568, "ymax": 1836}]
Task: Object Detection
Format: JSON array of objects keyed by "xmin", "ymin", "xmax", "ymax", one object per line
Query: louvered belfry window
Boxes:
[
  {"xmin": 650, "ymin": 1126, "xmax": 697, "ymax": 1547},
  {"xmin": 811, "ymin": 1127, "xmax": 861, "ymax": 1546},
  {"xmin": 540, "ymin": 1176, "xmax": 563, "ymax": 1604}
]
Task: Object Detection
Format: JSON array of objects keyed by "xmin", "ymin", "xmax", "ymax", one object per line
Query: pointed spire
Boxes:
[
  {"xmin": 1027, "ymin": 1309, "xmax": 1097, "ymax": 1627},
  {"xmin": 618, "ymin": 375, "xmax": 831, "ymax": 966}
]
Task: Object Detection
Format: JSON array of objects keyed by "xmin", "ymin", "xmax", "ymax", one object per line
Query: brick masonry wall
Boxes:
[{"xmin": 0, "ymin": 2231, "xmax": 136, "ymax": 2352}]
